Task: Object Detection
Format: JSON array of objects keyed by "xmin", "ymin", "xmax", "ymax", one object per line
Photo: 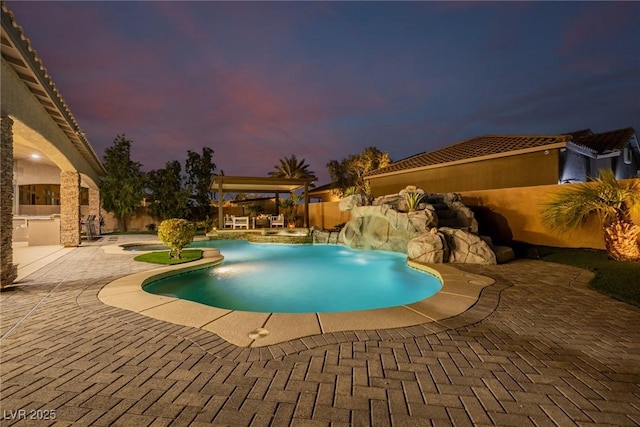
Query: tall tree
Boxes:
[
  {"xmin": 100, "ymin": 134, "xmax": 145, "ymax": 231},
  {"xmin": 147, "ymin": 160, "xmax": 190, "ymax": 220},
  {"xmin": 268, "ymin": 154, "xmax": 317, "ymax": 185},
  {"xmin": 542, "ymin": 169, "xmax": 640, "ymax": 261},
  {"xmin": 185, "ymin": 147, "xmax": 217, "ymax": 220},
  {"xmin": 327, "ymin": 146, "xmax": 391, "ymax": 199}
]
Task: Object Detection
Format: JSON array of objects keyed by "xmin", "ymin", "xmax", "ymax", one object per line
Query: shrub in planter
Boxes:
[{"xmin": 157, "ymin": 218, "xmax": 196, "ymax": 259}]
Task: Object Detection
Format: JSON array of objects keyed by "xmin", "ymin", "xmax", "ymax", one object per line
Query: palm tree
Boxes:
[
  {"xmin": 268, "ymin": 154, "xmax": 317, "ymax": 185},
  {"xmin": 541, "ymin": 169, "xmax": 640, "ymax": 261}
]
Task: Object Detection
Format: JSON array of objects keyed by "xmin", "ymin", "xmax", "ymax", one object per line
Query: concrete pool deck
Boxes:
[
  {"xmin": 3, "ymin": 234, "xmax": 639, "ymax": 425},
  {"xmin": 97, "ymin": 243, "xmax": 495, "ymax": 347}
]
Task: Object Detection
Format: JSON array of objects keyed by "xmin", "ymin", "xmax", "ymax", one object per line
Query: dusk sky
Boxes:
[{"xmin": 8, "ymin": 1, "xmax": 640, "ymax": 184}]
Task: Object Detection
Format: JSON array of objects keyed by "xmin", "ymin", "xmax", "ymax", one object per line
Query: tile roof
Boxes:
[
  {"xmin": 567, "ymin": 127, "xmax": 636, "ymax": 154},
  {"xmin": 366, "ymin": 134, "xmax": 570, "ymax": 177},
  {"xmin": 566, "ymin": 129, "xmax": 593, "ymax": 140}
]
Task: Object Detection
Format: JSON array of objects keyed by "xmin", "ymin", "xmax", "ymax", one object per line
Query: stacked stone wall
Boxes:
[
  {"xmin": 1, "ymin": 116, "xmax": 17, "ymax": 287},
  {"xmin": 60, "ymin": 171, "xmax": 81, "ymax": 247},
  {"xmin": 88, "ymin": 187, "xmax": 100, "ymax": 234}
]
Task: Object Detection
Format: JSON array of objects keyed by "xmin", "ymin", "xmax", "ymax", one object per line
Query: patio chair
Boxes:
[
  {"xmin": 270, "ymin": 214, "xmax": 284, "ymax": 228},
  {"xmin": 81, "ymin": 214, "xmax": 96, "ymax": 240},
  {"xmin": 233, "ymin": 216, "xmax": 250, "ymax": 229},
  {"xmin": 224, "ymin": 215, "xmax": 234, "ymax": 228}
]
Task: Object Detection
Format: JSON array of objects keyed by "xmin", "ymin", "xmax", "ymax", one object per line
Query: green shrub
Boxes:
[
  {"xmin": 157, "ymin": 218, "xmax": 196, "ymax": 259},
  {"xmin": 399, "ymin": 185, "xmax": 426, "ymax": 212}
]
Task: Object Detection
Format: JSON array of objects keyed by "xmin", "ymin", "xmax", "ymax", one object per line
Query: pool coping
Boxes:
[{"xmin": 98, "ymin": 242, "xmax": 496, "ymax": 348}]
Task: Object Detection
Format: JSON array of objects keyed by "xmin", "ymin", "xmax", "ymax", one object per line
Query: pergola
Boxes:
[{"xmin": 210, "ymin": 176, "xmax": 314, "ymax": 229}]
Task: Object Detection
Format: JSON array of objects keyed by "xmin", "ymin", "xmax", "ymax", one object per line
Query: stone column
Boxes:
[
  {"xmin": 60, "ymin": 171, "xmax": 81, "ymax": 247},
  {"xmin": 88, "ymin": 187, "xmax": 100, "ymax": 235},
  {"xmin": 1, "ymin": 115, "xmax": 18, "ymax": 287}
]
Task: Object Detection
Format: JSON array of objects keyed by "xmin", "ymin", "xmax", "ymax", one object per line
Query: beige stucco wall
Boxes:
[
  {"xmin": 369, "ymin": 150, "xmax": 560, "ymax": 196},
  {"xmin": 308, "ymin": 201, "xmax": 350, "ymax": 230},
  {"xmin": 460, "ymin": 181, "xmax": 640, "ymax": 249},
  {"xmin": 309, "ymin": 190, "xmax": 341, "ymax": 203}
]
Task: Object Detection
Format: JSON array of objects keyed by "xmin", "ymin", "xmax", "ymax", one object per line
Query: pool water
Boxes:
[{"xmin": 144, "ymin": 240, "xmax": 441, "ymax": 313}]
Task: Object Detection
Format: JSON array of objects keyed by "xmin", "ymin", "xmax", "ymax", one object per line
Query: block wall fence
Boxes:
[
  {"xmin": 99, "ymin": 181, "xmax": 640, "ymax": 251},
  {"xmin": 460, "ymin": 180, "xmax": 640, "ymax": 250}
]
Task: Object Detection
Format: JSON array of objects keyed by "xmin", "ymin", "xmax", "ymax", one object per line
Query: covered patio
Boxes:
[
  {"xmin": 210, "ymin": 176, "xmax": 314, "ymax": 230},
  {"xmin": 1, "ymin": 6, "xmax": 106, "ymax": 287}
]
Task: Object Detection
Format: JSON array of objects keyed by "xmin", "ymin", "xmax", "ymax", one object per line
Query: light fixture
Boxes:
[{"xmin": 30, "ymin": 153, "xmax": 41, "ymax": 159}]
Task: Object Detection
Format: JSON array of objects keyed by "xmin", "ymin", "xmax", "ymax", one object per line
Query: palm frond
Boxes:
[{"xmin": 542, "ymin": 170, "xmax": 640, "ymax": 231}]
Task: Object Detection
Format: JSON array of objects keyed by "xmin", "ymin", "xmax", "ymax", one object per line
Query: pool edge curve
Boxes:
[{"xmin": 98, "ymin": 252, "xmax": 495, "ymax": 348}]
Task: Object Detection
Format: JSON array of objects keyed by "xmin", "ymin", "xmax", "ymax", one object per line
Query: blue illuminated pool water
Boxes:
[{"xmin": 143, "ymin": 240, "xmax": 441, "ymax": 313}]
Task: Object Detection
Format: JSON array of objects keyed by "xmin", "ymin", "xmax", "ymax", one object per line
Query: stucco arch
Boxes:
[
  {"xmin": 2, "ymin": 4, "xmax": 105, "ymax": 286},
  {"xmin": 3, "ymin": 60, "xmax": 102, "ymax": 188}
]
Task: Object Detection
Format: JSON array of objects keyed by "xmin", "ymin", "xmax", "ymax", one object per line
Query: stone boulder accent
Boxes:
[
  {"xmin": 407, "ymin": 229, "xmax": 448, "ymax": 263},
  {"xmin": 373, "ymin": 193, "xmax": 404, "ymax": 210},
  {"xmin": 442, "ymin": 193, "xmax": 478, "ymax": 233},
  {"xmin": 339, "ymin": 194, "xmax": 366, "ymax": 211},
  {"xmin": 340, "ymin": 204, "xmax": 437, "ymax": 253},
  {"xmin": 313, "ymin": 229, "xmax": 343, "ymax": 244},
  {"xmin": 439, "ymin": 227, "xmax": 496, "ymax": 264},
  {"xmin": 337, "ymin": 189, "xmax": 508, "ymax": 264}
]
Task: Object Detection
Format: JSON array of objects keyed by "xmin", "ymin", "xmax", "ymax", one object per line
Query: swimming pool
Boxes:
[{"xmin": 143, "ymin": 240, "xmax": 441, "ymax": 313}]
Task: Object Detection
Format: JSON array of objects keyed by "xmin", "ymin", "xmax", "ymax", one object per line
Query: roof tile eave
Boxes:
[
  {"xmin": 2, "ymin": 2, "xmax": 106, "ymax": 176},
  {"xmin": 366, "ymin": 134, "xmax": 570, "ymax": 177},
  {"xmin": 569, "ymin": 127, "xmax": 636, "ymax": 154}
]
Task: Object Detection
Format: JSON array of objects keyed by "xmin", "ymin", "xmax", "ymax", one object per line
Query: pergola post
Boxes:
[
  {"xmin": 304, "ymin": 181, "xmax": 310, "ymax": 228},
  {"xmin": 217, "ymin": 179, "xmax": 223, "ymax": 229}
]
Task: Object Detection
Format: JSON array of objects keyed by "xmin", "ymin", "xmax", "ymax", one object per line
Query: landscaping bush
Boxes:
[{"xmin": 157, "ymin": 218, "xmax": 196, "ymax": 259}]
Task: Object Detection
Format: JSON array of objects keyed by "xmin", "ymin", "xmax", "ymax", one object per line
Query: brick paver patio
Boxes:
[{"xmin": 1, "ymin": 236, "xmax": 639, "ymax": 426}]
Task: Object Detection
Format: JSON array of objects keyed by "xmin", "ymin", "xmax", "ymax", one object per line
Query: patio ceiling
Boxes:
[
  {"xmin": 210, "ymin": 176, "xmax": 314, "ymax": 194},
  {"xmin": 1, "ymin": 4, "xmax": 106, "ymax": 186}
]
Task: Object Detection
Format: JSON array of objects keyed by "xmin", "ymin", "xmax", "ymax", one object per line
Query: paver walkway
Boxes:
[{"xmin": 1, "ymin": 236, "xmax": 639, "ymax": 426}]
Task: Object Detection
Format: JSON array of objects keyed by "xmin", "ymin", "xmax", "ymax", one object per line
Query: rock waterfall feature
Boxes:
[{"xmin": 338, "ymin": 187, "xmax": 502, "ymax": 264}]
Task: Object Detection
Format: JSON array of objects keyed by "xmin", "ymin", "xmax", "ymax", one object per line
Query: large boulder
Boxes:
[
  {"xmin": 340, "ymin": 205, "xmax": 436, "ymax": 253},
  {"xmin": 442, "ymin": 193, "xmax": 478, "ymax": 233},
  {"xmin": 407, "ymin": 229, "xmax": 448, "ymax": 263},
  {"xmin": 373, "ymin": 193, "xmax": 403, "ymax": 209},
  {"xmin": 339, "ymin": 194, "xmax": 366, "ymax": 211},
  {"xmin": 439, "ymin": 227, "xmax": 496, "ymax": 264}
]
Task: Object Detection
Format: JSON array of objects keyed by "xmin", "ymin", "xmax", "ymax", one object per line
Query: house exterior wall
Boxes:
[
  {"xmin": 369, "ymin": 150, "xmax": 560, "ymax": 196},
  {"xmin": 559, "ymin": 150, "xmax": 589, "ymax": 183},
  {"xmin": 308, "ymin": 190, "xmax": 341, "ymax": 203},
  {"xmin": 460, "ymin": 180, "xmax": 640, "ymax": 250},
  {"xmin": 613, "ymin": 146, "xmax": 639, "ymax": 179}
]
